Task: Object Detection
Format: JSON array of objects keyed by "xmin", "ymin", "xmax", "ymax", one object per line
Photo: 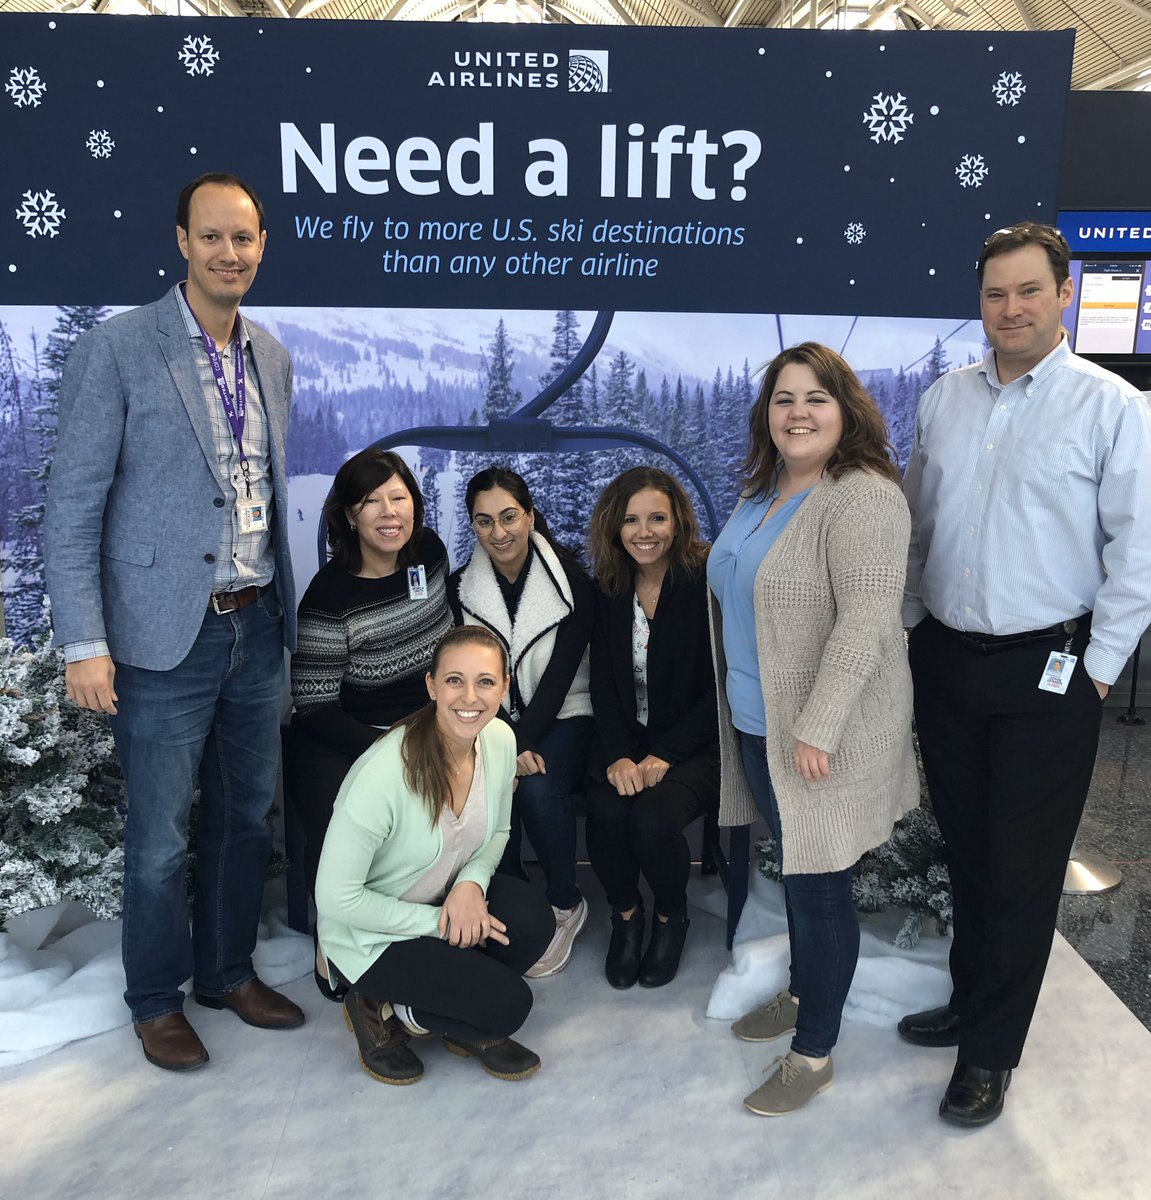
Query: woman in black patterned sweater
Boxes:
[{"xmin": 286, "ymin": 448, "xmax": 452, "ymax": 999}]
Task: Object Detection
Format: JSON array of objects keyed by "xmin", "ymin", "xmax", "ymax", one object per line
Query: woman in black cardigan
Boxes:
[{"xmin": 586, "ymin": 467, "xmax": 720, "ymax": 989}]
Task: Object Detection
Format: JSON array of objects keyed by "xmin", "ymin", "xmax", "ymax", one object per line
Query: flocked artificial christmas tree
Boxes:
[
  {"xmin": 0, "ymin": 615, "xmax": 125, "ymax": 928},
  {"xmin": 758, "ymin": 738, "xmax": 952, "ymax": 950}
]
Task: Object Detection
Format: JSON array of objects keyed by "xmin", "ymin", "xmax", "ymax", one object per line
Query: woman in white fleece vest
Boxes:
[{"xmin": 448, "ymin": 467, "xmax": 596, "ymax": 980}]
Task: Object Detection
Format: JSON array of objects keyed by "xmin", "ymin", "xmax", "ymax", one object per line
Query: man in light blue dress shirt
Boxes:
[{"xmin": 898, "ymin": 222, "xmax": 1151, "ymax": 1127}]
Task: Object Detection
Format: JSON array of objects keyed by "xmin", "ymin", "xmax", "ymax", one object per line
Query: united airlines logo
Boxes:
[
  {"xmin": 428, "ymin": 51, "xmax": 561, "ymax": 89},
  {"xmin": 569, "ymin": 50, "xmax": 609, "ymax": 93}
]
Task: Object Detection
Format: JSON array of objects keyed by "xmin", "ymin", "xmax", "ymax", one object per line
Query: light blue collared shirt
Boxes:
[{"xmin": 902, "ymin": 336, "xmax": 1151, "ymax": 684}]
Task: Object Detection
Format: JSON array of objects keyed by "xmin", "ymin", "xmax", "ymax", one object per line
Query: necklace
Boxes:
[{"xmin": 448, "ymin": 745, "xmax": 475, "ymax": 777}]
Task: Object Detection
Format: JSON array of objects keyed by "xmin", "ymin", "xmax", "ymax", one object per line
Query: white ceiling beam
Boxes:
[
  {"xmin": 1099, "ymin": 0, "xmax": 1151, "ymax": 27},
  {"xmin": 771, "ymin": 0, "xmax": 805, "ymax": 26},
  {"xmin": 724, "ymin": 0, "xmax": 751, "ymax": 24},
  {"xmin": 862, "ymin": 0, "xmax": 899, "ymax": 28},
  {"xmin": 899, "ymin": 0, "xmax": 935, "ymax": 26},
  {"xmin": 1008, "ymin": 0, "xmax": 1038, "ymax": 26},
  {"xmin": 655, "ymin": 0, "xmax": 722, "ymax": 25},
  {"xmin": 1081, "ymin": 48, "xmax": 1151, "ymax": 89}
]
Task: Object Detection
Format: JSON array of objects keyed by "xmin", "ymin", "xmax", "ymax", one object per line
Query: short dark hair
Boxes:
[
  {"xmin": 587, "ymin": 466, "xmax": 709, "ymax": 600},
  {"xmin": 742, "ymin": 342, "xmax": 901, "ymax": 499},
  {"xmin": 978, "ymin": 222, "xmax": 1070, "ymax": 287},
  {"xmin": 176, "ymin": 172, "xmax": 267, "ymax": 233},
  {"xmin": 323, "ymin": 448, "xmax": 425, "ymax": 572}
]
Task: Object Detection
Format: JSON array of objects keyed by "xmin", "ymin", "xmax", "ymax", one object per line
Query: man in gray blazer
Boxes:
[{"xmin": 44, "ymin": 172, "xmax": 304, "ymax": 1071}]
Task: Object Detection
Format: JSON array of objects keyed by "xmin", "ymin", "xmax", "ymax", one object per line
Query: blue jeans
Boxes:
[
  {"xmin": 110, "ymin": 591, "xmax": 285, "ymax": 1023},
  {"xmin": 498, "ymin": 716, "xmax": 592, "ymax": 911},
  {"xmin": 738, "ymin": 732, "xmax": 859, "ymax": 1058}
]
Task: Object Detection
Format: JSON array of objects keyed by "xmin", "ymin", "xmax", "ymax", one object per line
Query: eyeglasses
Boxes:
[{"xmin": 471, "ymin": 509, "xmax": 527, "ymax": 532}]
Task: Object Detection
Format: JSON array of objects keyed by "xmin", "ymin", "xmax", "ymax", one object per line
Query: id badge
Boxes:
[
  {"xmin": 407, "ymin": 564, "xmax": 428, "ymax": 600},
  {"xmin": 239, "ymin": 501, "xmax": 268, "ymax": 533},
  {"xmin": 1038, "ymin": 651, "xmax": 1077, "ymax": 694}
]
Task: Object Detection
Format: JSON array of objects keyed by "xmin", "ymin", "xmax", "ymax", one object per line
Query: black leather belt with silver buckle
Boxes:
[
  {"xmin": 210, "ymin": 584, "xmax": 267, "ymax": 615},
  {"xmin": 948, "ymin": 613, "xmax": 1091, "ymax": 654}
]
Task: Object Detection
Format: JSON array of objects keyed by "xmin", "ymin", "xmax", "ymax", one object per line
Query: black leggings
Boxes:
[
  {"xmin": 584, "ymin": 759, "xmax": 712, "ymax": 917},
  {"xmin": 353, "ymin": 875, "xmax": 555, "ymax": 1041}
]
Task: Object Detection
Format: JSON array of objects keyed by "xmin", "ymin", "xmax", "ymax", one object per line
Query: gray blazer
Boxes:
[{"xmin": 44, "ymin": 287, "xmax": 297, "ymax": 671}]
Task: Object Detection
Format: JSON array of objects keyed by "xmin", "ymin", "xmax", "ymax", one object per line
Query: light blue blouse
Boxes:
[{"xmin": 707, "ymin": 488, "xmax": 811, "ymax": 735}]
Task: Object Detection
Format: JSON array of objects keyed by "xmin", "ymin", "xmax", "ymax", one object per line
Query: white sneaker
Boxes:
[{"xmin": 526, "ymin": 897, "xmax": 589, "ymax": 978}]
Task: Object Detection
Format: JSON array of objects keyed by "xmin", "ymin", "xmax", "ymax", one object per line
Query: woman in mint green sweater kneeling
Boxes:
[{"xmin": 315, "ymin": 625, "xmax": 556, "ymax": 1085}]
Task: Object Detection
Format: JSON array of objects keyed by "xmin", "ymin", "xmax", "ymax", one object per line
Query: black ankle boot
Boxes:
[
  {"xmin": 638, "ymin": 911, "xmax": 689, "ymax": 988},
  {"xmin": 605, "ymin": 905, "xmax": 645, "ymax": 990},
  {"xmin": 313, "ymin": 928, "xmax": 349, "ymax": 1003}
]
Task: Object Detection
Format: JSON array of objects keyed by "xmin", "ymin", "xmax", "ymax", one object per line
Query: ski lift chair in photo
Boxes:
[{"xmin": 292, "ymin": 311, "xmax": 751, "ymax": 949}]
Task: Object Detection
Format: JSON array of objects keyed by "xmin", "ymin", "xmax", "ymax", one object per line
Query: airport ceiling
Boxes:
[{"xmin": 4, "ymin": 0, "xmax": 1151, "ymax": 92}]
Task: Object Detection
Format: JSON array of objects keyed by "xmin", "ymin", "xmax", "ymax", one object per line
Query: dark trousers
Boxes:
[
  {"xmin": 909, "ymin": 615, "xmax": 1104, "ymax": 1070},
  {"xmin": 497, "ymin": 716, "xmax": 593, "ymax": 910},
  {"xmin": 281, "ymin": 717, "xmax": 361, "ymax": 897},
  {"xmin": 353, "ymin": 875, "xmax": 555, "ymax": 1041},
  {"xmin": 584, "ymin": 750, "xmax": 716, "ymax": 917}
]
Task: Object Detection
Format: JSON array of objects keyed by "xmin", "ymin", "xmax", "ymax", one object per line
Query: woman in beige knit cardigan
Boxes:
[{"xmin": 708, "ymin": 342, "xmax": 918, "ymax": 1117}]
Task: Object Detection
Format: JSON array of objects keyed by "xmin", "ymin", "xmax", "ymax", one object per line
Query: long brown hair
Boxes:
[
  {"xmin": 587, "ymin": 466, "xmax": 709, "ymax": 601},
  {"xmin": 741, "ymin": 342, "xmax": 900, "ymax": 498},
  {"xmin": 391, "ymin": 625, "xmax": 510, "ymax": 825}
]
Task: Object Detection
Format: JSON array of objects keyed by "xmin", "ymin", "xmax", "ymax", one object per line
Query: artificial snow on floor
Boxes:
[{"xmin": 2, "ymin": 868, "xmax": 1150, "ymax": 1199}]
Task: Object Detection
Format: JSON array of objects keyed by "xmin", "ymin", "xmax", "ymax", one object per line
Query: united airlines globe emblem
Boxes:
[{"xmin": 568, "ymin": 54, "xmax": 604, "ymax": 93}]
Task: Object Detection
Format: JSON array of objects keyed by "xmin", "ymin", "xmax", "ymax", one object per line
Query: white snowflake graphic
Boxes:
[
  {"xmin": 6, "ymin": 67, "xmax": 47, "ymax": 108},
  {"xmin": 178, "ymin": 35, "xmax": 220, "ymax": 77},
  {"xmin": 86, "ymin": 130, "xmax": 115, "ymax": 159},
  {"xmin": 844, "ymin": 221, "xmax": 867, "ymax": 245},
  {"xmin": 862, "ymin": 93, "xmax": 915, "ymax": 144},
  {"xmin": 15, "ymin": 190, "xmax": 67, "ymax": 239},
  {"xmin": 955, "ymin": 154, "xmax": 989, "ymax": 188},
  {"xmin": 992, "ymin": 71, "xmax": 1026, "ymax": 107}
]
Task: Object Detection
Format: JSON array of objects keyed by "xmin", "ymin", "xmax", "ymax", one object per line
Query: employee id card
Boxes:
[
  {"xmin": 1038, "ymin": 651, "xmax": 1077, "ymax": 695},
  {"xmin": 407, "ymin": 564, "xmax": 428, "ymax": 600},
  {"xmin": 239, "ymin": 501, "xmax": 268, "ymax": 533}
]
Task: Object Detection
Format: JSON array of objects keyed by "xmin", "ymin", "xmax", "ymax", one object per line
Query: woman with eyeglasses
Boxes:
[
  {"xmin": 447, "ymin": 466, "xmax": 595, "ymax": 979},
  {"xmin": 585, "ymin": 467, "xmax": 719, "ymax": 989},
  {"xmin": 287, "ymin": 448, "xmax": 453, "ymax": 1001}
]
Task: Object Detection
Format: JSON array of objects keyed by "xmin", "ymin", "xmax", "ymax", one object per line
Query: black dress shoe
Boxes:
[
  {"xmin": 939, "ymin": 1061, "xmax": 1011, "ymax": 1127},
  {"xmin": 638, "ymin": 911, "xmax": 689, "ymax": 988},
  {"xmin": 898, "ymin": 1004, "xmax": 961, "ymax": 1047},
  {"xmin": 605, "ymin": 906, "xmax": 645, "ymax": 990}
]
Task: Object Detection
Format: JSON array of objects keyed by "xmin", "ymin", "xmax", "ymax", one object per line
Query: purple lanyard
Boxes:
[{"xmin": 185, "ymin": 286, "xmax": 252, "ymax": 498}]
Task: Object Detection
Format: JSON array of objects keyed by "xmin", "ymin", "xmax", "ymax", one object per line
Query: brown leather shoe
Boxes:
[
  {"xmin": 134, "ymin": 1012, "xmax": 209, "ymax": 1071},
  {"xmin": 194, "ymin": 977, "xmax": 305, "ymax": 1029}
]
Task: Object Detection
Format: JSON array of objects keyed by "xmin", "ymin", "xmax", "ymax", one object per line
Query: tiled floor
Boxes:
[{"xmin": 1057, "ymin": 709, "xmax": 1151, "ymax": 1031}]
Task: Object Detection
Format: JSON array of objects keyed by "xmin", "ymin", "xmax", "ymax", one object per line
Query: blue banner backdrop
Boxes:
[{"xmin": 2, "ymin": 16, "xmax": 1073, "ymax": 317}]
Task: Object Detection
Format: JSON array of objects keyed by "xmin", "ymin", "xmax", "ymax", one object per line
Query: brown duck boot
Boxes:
[
  {"xmin": 343, "ymin": 994, "xmax": 424, "ymax": 1085},
  {"xmin": 442, "ymin": 1034, "xmax": 541, "ymax": 1080}
]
